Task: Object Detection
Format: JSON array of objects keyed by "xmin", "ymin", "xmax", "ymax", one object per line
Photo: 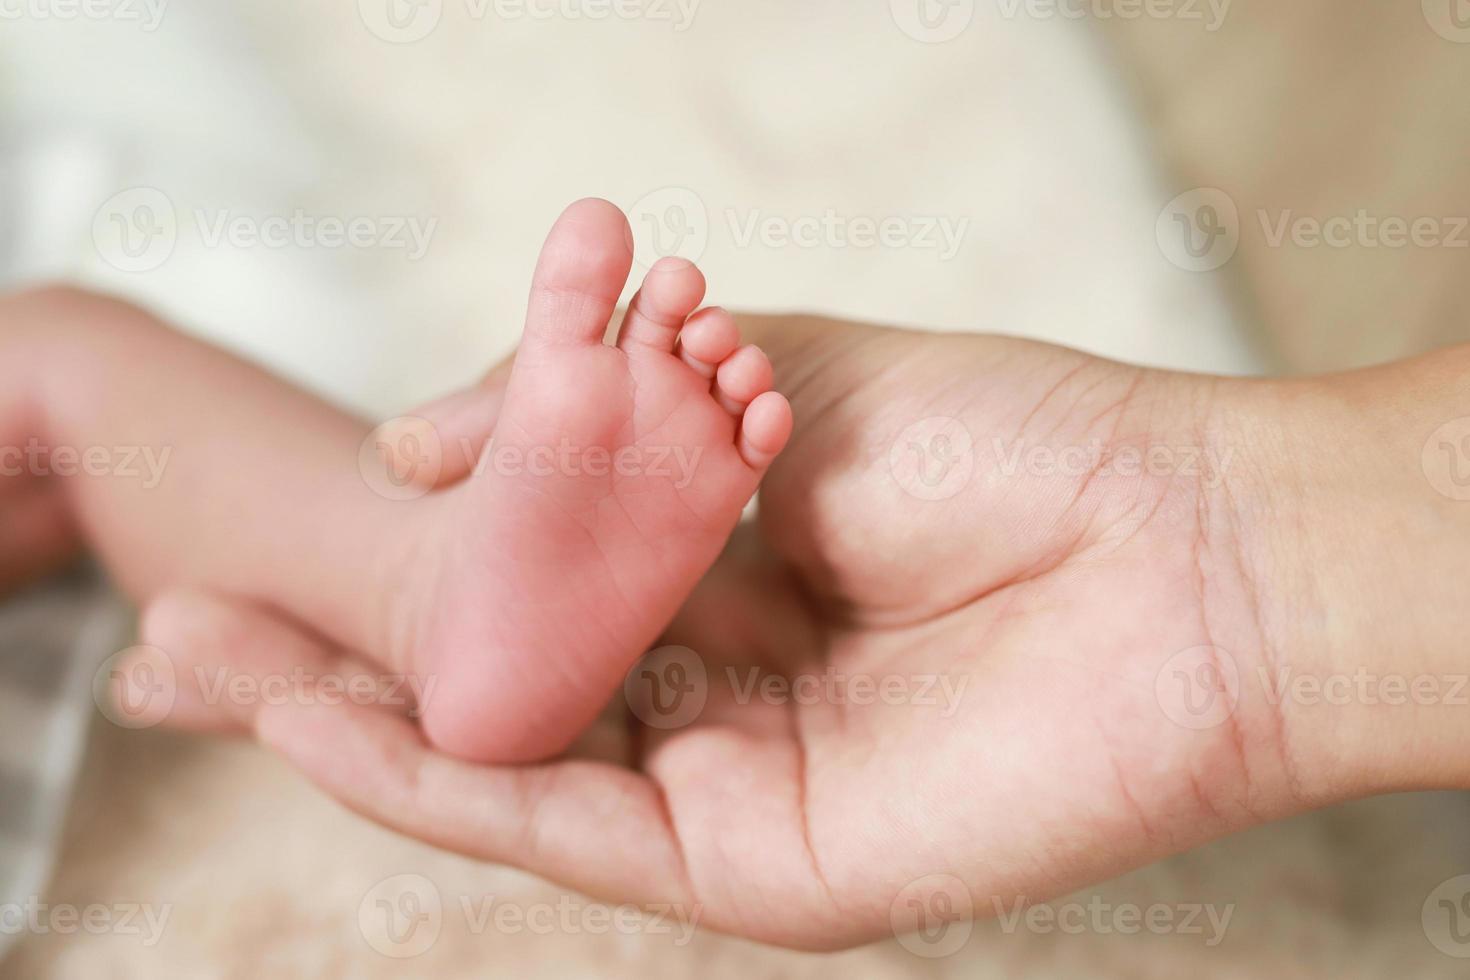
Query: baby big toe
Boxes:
[{"xmin": 523, "ymin": 198, "xmax": 634, "ymax": 350}]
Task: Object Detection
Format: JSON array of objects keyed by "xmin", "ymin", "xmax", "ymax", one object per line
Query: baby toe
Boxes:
[
  {"xmin": 616, "ymin": 256, "xmax": 706, "ymax": 354},
  {"xmin": 676, "ymin": 307, "xmax": 740, "ymax": 378},
  {"xmin": 738, "ymin": 390, "xmax": 793, "ymax": 470},
  {"xmin": 714, "ymin": 344, "xmax": 773, "ymax": 415}
]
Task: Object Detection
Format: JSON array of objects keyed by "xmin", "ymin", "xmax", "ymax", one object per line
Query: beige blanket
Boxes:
[{"xmin": 3, "ymin": 0, "xmax": 1468, "ymax": 975}]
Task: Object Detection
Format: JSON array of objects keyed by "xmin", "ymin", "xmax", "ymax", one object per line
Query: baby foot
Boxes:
[{"xmin": 408, "ymin": 199, "xmax": 792, "ymax": 763}]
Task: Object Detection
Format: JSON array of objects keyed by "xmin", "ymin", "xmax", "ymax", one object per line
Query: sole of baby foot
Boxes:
[{"xmin": 410, "ymin": 199, "xmax": 792, "ymax": 764}]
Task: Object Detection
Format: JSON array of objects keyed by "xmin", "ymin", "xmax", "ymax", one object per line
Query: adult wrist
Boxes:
[{"xmin": 1217, "ymin": 345, "xmax": 1470, "ymax": 802}]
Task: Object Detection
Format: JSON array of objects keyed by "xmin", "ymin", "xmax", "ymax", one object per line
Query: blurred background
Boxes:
[{"xmin": 2, "ymin": 0, "xmax": 1469, "ymax": 975}]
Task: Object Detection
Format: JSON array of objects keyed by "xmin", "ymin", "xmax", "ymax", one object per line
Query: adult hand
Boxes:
[
  {"xmin": 136, "ymin": 313, "xmax": 1470, "ymax": 949},
  {"xmin": 0, "ymin": 290, "xmax": 84, "ymax": 594}
]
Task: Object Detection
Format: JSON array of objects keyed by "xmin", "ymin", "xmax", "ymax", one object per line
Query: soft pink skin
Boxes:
[
  {"xmin": 134, "ymin": 316, "xmax": 1470, "ymax": 949},
  {"xmin": 0, "ymin": 198, "xmax": 793, "ymax": 765},
  {"xmin": 676, "ymin": 307, "xmax": 740, "ymax": 378},
  {"xmin": 407, "ymin": 201, "xmax": 792, "ymax": 761},
  {"xmin": 15, "ymin": 205, "xmax": 1470, "ymax": 950},
  {"xmin": 0, "ymin": 289, "xmax": 418, "ymax": 655}
]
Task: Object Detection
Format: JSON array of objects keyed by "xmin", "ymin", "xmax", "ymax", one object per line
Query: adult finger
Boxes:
[
  {"xmin": 134, "ymin": 591, "xmax": 416, "ymax": 736},
  {"xmin": 254, "ymin": 695, "xmax": 696, "ymax": 911}
]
